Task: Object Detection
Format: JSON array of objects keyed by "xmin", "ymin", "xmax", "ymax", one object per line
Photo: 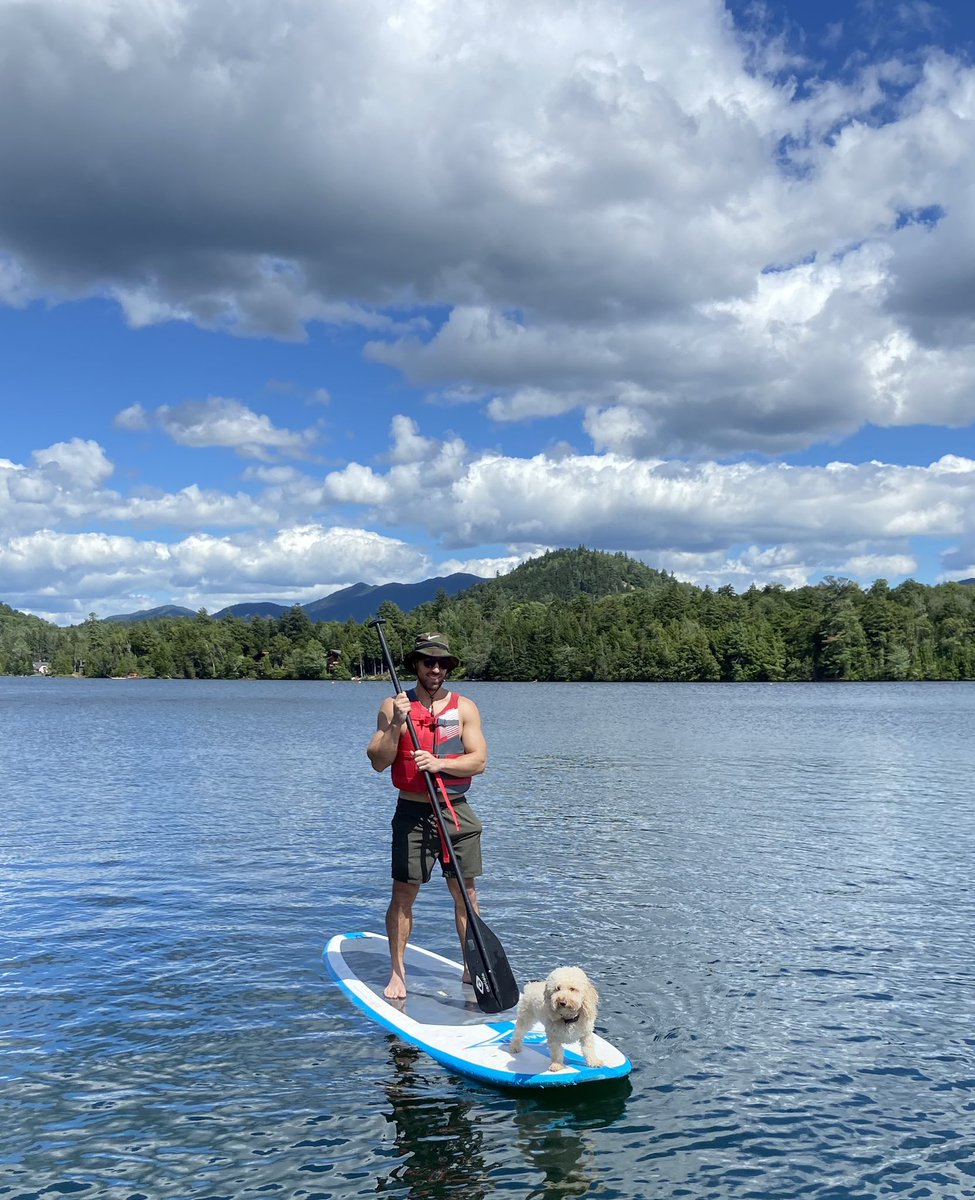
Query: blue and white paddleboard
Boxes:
[{"xmin": 324, "ymin": 931, "xmax": 632, "ymax": 1089}]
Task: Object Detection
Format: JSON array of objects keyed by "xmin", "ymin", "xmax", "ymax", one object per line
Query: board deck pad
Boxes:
[{"xmin": 325, "ymin": 931, "xmax": 632, "ymax": 1089}]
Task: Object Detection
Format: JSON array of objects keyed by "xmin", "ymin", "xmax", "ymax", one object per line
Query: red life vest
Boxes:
[{"xmin": 391, "ymin": 691, "xmax": 472, "ymax": 798}]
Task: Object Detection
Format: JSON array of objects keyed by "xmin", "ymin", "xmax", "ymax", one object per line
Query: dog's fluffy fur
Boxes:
[{"xmin": 508, "ymin": 966, "xmax": 604, "ymax": 1072}]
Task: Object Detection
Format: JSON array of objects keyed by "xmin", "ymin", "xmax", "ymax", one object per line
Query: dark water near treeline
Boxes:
[{"xmin": 2, "ymin": 677, "xmax": 974, "ymax": 1199}]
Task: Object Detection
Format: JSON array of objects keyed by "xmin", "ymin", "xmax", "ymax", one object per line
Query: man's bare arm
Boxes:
[{"xmin": 367, "ymin": 695, "xmax": 408, "ymax": 772}]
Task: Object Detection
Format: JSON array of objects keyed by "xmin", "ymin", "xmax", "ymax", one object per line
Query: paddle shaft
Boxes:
[{"xmin": 368, "ymin": 618, "xmax": 506, "ymax": 1007}]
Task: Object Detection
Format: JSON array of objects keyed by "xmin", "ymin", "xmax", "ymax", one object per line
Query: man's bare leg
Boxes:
[
  {"xmin": 446, "ymin": 875, "xmax": 479, "ymax": 985},
  {"xmin": 385, "ymin": 880, "xmax": 420, "ymax": 1000}
]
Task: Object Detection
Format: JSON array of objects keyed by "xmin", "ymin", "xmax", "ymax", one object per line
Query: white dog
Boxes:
[{"xmin": 508, "ymin": 966, "xmax": 604, "ymax": 1072}]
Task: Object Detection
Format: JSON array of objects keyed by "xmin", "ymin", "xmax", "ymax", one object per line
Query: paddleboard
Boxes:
[{"xmin": 324, "ymin": 931, "xmax": 632, "ymax": 1089}]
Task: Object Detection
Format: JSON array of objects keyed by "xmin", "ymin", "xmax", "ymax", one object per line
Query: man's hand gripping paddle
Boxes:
[{"xmin": 369, "ymin": 618, "xmax": 519, "ymax": 1014}]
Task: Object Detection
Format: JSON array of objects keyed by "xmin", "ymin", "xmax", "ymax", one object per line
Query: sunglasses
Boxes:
[{"xmin": 418, "ymin": 657, "xmax": 448, "ymax": 669}]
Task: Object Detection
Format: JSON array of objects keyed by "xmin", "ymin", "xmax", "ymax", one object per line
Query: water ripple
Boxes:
[{"xmin": 3, "ymin": 679, "xmax": 975, "ymax": 1197}]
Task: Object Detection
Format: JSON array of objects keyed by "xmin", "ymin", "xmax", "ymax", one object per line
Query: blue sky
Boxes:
[{"xmin": 3, "ymin": 0, "xmax": 975, "ymax": 624}]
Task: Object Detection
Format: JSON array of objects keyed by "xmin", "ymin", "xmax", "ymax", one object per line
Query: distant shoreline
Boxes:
[{"xmin": 5, "ymin": 673, "xmax": 970, "ymax": 685}]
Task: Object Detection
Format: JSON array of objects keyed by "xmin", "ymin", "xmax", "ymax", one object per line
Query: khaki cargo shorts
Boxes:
[{"xmin": 391, "ymin": 797, "xmax": 484, "ymax": 884}]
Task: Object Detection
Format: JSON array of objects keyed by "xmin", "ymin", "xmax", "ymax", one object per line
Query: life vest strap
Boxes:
[{"xmin": 430, "ymin": 769, "xmax": 461, "ymax": 864}]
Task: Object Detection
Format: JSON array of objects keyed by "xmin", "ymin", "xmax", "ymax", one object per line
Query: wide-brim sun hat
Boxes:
[{"xmin": 404, "ymin": 632, "xmax": 459, "ymax": 671}]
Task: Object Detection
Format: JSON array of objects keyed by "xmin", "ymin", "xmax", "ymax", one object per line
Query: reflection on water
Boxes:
[
  {"xmin": 512, "ymin": 1080, "xmax": 631, "ymax": 1200},
  {"xmin": 378, "ymin": 1039, "xmax": 631, "ymax": 1199},
  {"xmin": 380, "ymin": 1041, "xmax": 489, "ymax": 1198},
  {"xmin": 2, "ymin": 678, "xmax": 975, "ymax": 1197}
]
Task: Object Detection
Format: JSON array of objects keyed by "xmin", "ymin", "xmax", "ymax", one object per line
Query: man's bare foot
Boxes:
[
  {"xmin": 462, "ymin": 969, "xmax": 472, "ymax": 986},
  {"xmin": 384, "ymin": 973, "xmax": 407, "ymax": 1000}
]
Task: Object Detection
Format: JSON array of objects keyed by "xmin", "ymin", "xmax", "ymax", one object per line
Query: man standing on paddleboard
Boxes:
[{"xmin": 367, "ymin": 632, "xmax": 488, "ymax": 1001}]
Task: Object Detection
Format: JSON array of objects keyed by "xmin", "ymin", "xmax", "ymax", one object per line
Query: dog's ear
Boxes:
[{"xmin": 582, "ymin": 980, "xmax": 599, "ymax": 1022}]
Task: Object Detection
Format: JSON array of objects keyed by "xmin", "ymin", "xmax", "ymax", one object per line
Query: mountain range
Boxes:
[{"xmin": 104, "ymin": 573, "xmax": 484, "ymax": 625}]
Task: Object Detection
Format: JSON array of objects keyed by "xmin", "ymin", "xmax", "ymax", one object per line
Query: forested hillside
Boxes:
[
  {"xmin": 463, "ymin": 548, "xmax": 672, "ymax": 604},
  {"xmin": 3, "ymin": 549, "xmax": 974, "ymax": 681}
]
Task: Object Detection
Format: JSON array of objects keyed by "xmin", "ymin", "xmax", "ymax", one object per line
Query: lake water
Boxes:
[{"xmin": 2, "ymin": 677, "xmax": 974, "ymax": 1199}]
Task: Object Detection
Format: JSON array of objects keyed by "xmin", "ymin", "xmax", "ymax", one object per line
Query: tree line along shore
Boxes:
[{"xmin": 2, "ymin": 548, "xmax": 974, "ymax": 682}]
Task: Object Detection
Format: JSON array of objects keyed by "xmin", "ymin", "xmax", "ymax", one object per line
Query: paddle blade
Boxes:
[{"xmin": 465, "ymin": 914, "xmax": 520, "ymax": 1013}]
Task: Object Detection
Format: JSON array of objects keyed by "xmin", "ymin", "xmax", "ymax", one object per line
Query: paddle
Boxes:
[{"xmin": 369, "ymin": 618, "xmax": 519, "ymax": 1014}]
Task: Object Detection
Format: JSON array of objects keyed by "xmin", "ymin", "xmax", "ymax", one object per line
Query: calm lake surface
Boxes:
[{"xmin": 2, "ymin": 677, "xmax": 974, "ymax": 1199}]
